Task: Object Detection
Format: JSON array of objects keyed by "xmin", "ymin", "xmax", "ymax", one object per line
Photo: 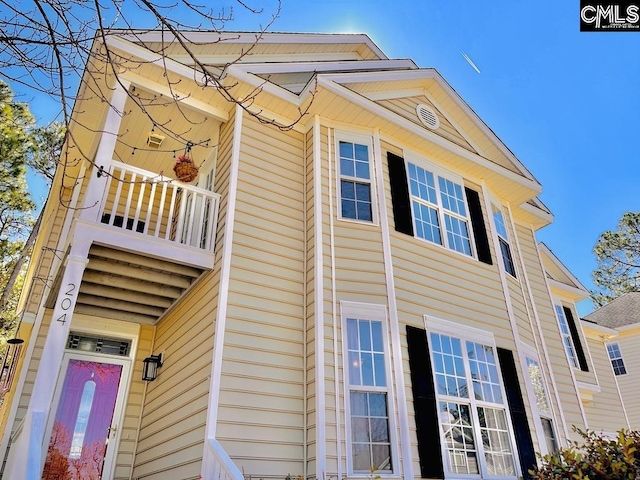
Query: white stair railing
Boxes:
[{"xmin": 202, "ymin": 438, "xmax": 243, "ymax": 480}]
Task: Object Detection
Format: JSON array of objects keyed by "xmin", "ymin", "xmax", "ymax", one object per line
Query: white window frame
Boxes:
[
  {"xmin": 405, "ymin": 152, "xmax": 476, "ymax": 258},
  {"xmin": 606, "ymin": 342, "xmax": 627, "ymax": 376},
  {"xmin": 491, "ymin": 203, "xmax": 516, "ymax": 278},
  {"xmin": 553, "ymin": 304, "xmax": 579, "ymax": 369},
  {"xmin": 521, "ymin": 343, "xmax": 558, "ymax": 455},
  {"xmin": 424, "ymin": 316, "xmax": 520, "ymax": 480},
  {"xmin": 341, "ymin": 302, "xmax": 397, "ymax": 476},
  {"xmin": 335, "ymin": 131, "xmax": 378, "ymax": 224}
]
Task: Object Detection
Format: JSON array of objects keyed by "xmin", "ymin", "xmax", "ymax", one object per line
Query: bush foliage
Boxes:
[{"xmin": 531, "ymin": 429, "xmax": 640, "ymax": 480}]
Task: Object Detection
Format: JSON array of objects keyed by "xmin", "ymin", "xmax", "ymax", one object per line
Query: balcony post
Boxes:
[{"xmin": 79, "ymin": 80, "xmax": 131, "ymax": 223}]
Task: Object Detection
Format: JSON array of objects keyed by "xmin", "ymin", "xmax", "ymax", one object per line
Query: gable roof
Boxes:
[
  {"xmin": 584, "ymin": 292, "xmax": 640, "ymax": 329},
  {"xmin": 539, "ymin": 242, "xmax": 590, "ymax": 301}
]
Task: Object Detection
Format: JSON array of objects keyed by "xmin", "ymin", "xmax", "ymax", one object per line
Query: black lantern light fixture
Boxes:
[{"xmin": 142, "ymin": 353, "xmax": 163, "ymax": 381}]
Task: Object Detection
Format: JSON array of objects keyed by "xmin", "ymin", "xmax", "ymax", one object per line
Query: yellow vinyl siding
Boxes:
[
  {"xmin": 130, "ymin": 273, "xmax": 217, "ymax": 480},
  {"xmin": 611, "ymin": 331, "xmax": 640, "ymax": 429},
  {"xmin": 24, "ymin": 187, "xmax": 70, "ymax": 314},
  {"xmin": 216, "ymin": 113, "xmax": 305, "ymax": 478},
  {"xmin": 113, "ymin": 324, "xmax": 154, "ymax": 479},
  {"xmin": 14, "ymin": 311, "xmax": 51, "ymax": 427},
  {"xmin": 515, "ymin": 223, "xmax": 586, "ymax": 441},
  {"xmin": 582, "ymin": 335, "xmax": 628, "ymax": 432}
]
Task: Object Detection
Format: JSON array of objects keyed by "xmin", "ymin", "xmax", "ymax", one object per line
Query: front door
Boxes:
[{"xmin": 42, "ymin": 354, "xmax": 129, "ymax": 480}]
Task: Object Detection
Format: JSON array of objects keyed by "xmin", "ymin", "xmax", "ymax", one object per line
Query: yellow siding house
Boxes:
[{"xmin": 0, "ymin": 31, "xmax": 597, "ymax": 480}]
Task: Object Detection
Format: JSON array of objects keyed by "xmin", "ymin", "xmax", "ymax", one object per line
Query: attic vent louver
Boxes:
[{"xmin": 416, "ymin": 104, "xmax": 440, "ymax": 130}]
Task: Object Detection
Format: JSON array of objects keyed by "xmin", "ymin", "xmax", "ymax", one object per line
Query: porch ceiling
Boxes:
[{"xmin": 47, "ymin": 245, "xmax": 205, "ymax": 324}]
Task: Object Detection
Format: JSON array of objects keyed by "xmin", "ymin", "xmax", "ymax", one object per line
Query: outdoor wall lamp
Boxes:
[{"xmin": 142, "ymin": 353, "xmax": 163, "ymax": 381}]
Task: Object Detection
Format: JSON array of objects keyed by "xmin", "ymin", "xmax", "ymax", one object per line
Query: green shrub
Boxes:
[{"xmin": 531, "ymin": 429, "xmax": 640, "ymax": 480}]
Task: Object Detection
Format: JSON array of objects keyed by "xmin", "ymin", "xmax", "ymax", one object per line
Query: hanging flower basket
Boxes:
[{"xmin": 173, "ymin": 154, "xmax": 199, "ymax": 183}]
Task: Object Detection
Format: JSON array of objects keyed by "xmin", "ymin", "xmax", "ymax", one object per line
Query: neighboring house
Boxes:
[
  {"xmin": 538, "ymin": 244, "xmax": 629, "ymax": 435},
  {"xmin": 0, "ymin": 31, "xmax": 597, "ymax": 480},
  {"xmin": 583, "ymin": 292, "xmax": 640, "ymax": 430}
]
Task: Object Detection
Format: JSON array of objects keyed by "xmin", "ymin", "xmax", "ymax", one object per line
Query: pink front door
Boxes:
[{"xmin": 42, "ymin": 359, "xmax": 123, "ymax": 480}]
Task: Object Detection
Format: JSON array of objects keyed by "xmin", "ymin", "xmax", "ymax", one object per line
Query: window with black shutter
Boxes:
[{"xmin": 386, "ymin": 152, "xmax": 493, "ymax": 264}]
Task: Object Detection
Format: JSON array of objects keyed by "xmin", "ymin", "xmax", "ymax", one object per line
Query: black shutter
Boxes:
[
  {"xmin": 387, "ymin": 152, "xmax": 414, "ymax": 236},
  {"xmin": 497, "ymin": 348, "xmax": 536, "ymax": 480},
  {"xmin": 564, "ymin": 306, "xmax": 589, "ymax": 371},
  {"xmin": 464, "ymin": 187, "xmax": 492, "ymax": 265},
  {"xmin": 406, "ymin": 325, "xmax": 443, "ymax": 478}
]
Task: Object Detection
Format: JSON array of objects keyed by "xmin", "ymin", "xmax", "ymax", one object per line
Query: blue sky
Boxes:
[{"xmin": 22, "ymin": 1, "xmax": 639, "ymax": 315}]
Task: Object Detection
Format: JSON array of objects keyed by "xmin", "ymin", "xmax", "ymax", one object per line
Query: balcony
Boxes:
[{"xmin": 50, "ymin": 160, "xmax": 222, "ymax": 324}]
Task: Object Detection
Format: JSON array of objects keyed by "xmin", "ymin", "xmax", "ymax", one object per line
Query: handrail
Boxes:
[
  {"xmin": 202, "ymin": 438, "xmax": 243, "ymax": 480},
  {"xmin": 98, "ymin": 161, "xmax": 220, "ymax": 252}
]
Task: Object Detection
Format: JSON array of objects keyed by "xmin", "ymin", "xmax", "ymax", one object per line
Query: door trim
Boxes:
[{"xmin": 42, "ymin": 350, "xmax": 133, "ymax": 480}]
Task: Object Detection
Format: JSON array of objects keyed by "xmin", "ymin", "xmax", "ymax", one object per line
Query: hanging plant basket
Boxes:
[{"xmin": 173, "ymin": 154, "xmax": 199, "ymax": 183}]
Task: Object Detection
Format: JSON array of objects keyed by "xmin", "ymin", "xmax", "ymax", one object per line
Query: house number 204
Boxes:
[{"xmin": 56, "ymin": 283, "xmax": 76, "ymax": 325}]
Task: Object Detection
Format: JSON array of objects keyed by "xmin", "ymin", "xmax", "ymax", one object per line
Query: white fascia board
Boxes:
[
  {"xmin": 113, "ymin": 31, "xmax": 389, "ymax": 59},
  {"xmin": 581, "ymin": 320, "xmax": 618, "ymax": 338},
  {"xmin": 224, "ymin": 65, "xmax": 302, "ymax": 105},
  {"xmin": 548, "ymin": 279, "xmax": 590, "ymax": 301},
  {"xmin": 238, "ymin": 58, "xmax": 418, "ymax": 75},
  {"xmin": 119, "ymin": 71, "xmax": 229, "ymax": 122},
  {"xmin": 315, "ymin": 77, "xmax": 542, "ymax": 194},
  {"xmin": 105, "ymin": 35, "xmax": 200, "ymax": 81},
  {"xmin": 530, "ymin": 196, "xmax": 552, "ymax": 214},
  {"xmin": 320, "ymin": 68, "xmax": 539, "ymax": 184},
  {"xmin": 539, "ymin": 243, "xmax": 590, "ymax": 293},
  {"xmin": 616, "ymin": 323, "xmax": 640, "ymax": 333},
  {"xmin": 519, "ymin": 202, "xmax": 554, "ymax": 227}
]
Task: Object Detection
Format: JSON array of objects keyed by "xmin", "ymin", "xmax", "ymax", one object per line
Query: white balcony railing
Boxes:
[{"xmin": 97, "ymin": 161, "xmax": 220, "ymax": 253}]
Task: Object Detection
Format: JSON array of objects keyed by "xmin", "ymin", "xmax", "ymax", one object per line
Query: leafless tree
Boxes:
[{"xmin": 1, "ymin": 0, "xmax": 313, "ymax": 184}]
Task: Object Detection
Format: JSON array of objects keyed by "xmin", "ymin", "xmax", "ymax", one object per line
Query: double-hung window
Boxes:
[
  {"xmin": 606, "ymin": 343, "xmax": 627, "ymax": 375},
  {"xmin": 554, "ymin": 305, "xmax": 579, "ymax": 369},
  {"xmin": 492, "ymin": 205, "xmax": 516, "ymax": 277},
  {"xmin": 344, "ymin": 303, "xmax": 393, "ymax": 474},
  {"xmin": 337, "ymin": 134, "xmax": 375, "ymax": 223},
  {"xmin": 428, "ymin": 322, "xmax": 517, "ymax": 478},
  {"xmin": 525, "ymin": 356, "xmax": 558, "ymax": 453},
  {"xmin": 407, "ymin": 161, "xmax": 473, "ymax": 256}
]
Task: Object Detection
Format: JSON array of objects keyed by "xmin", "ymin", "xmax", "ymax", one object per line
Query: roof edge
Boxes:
[{"xmin": 108, "ymin": 30, "xmax": 389, "ymax": 60}]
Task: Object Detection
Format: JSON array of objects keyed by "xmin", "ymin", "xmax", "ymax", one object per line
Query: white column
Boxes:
[
  {"xmin": 9, "ymin": 239, "xmax": 90, "ymax": 480},
  {"xmin": 79, "ymin": 81, "xmax": 130, "ymax": 223}
]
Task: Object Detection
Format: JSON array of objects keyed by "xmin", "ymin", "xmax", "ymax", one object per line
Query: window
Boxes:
[
  {"xmin": 525, "ymin": 357, "xmax": 558, "ymax": 453},
  {"xmin": 492, "ymin": 205, "xmax": 516, "ymax": 277},
  {"xmin": 337, "ymin": 135, "xmax": 375, "ymax": 222},
  {"xmin": 408, "ymin": 161, "xmax": 473, "ymax": 256},
  {"xmin": 428, "ymin": 327, "xmax": 517, "ymax": 478},
  {"xmin": 554, "ymin": 305, "xmax": 579, "ymax": 369},
  {"xmin": 344, "ymin": 305, "xmax": 393, "ymax": 474},
  {"xmin": 607, "ymin": 343, "xmax": 627, "ymax": 375}
]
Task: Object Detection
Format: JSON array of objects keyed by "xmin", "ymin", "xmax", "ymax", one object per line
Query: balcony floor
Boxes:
[{"xmin": 47, "ymin": 244, "xmax": 206, "ymax": 324}]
